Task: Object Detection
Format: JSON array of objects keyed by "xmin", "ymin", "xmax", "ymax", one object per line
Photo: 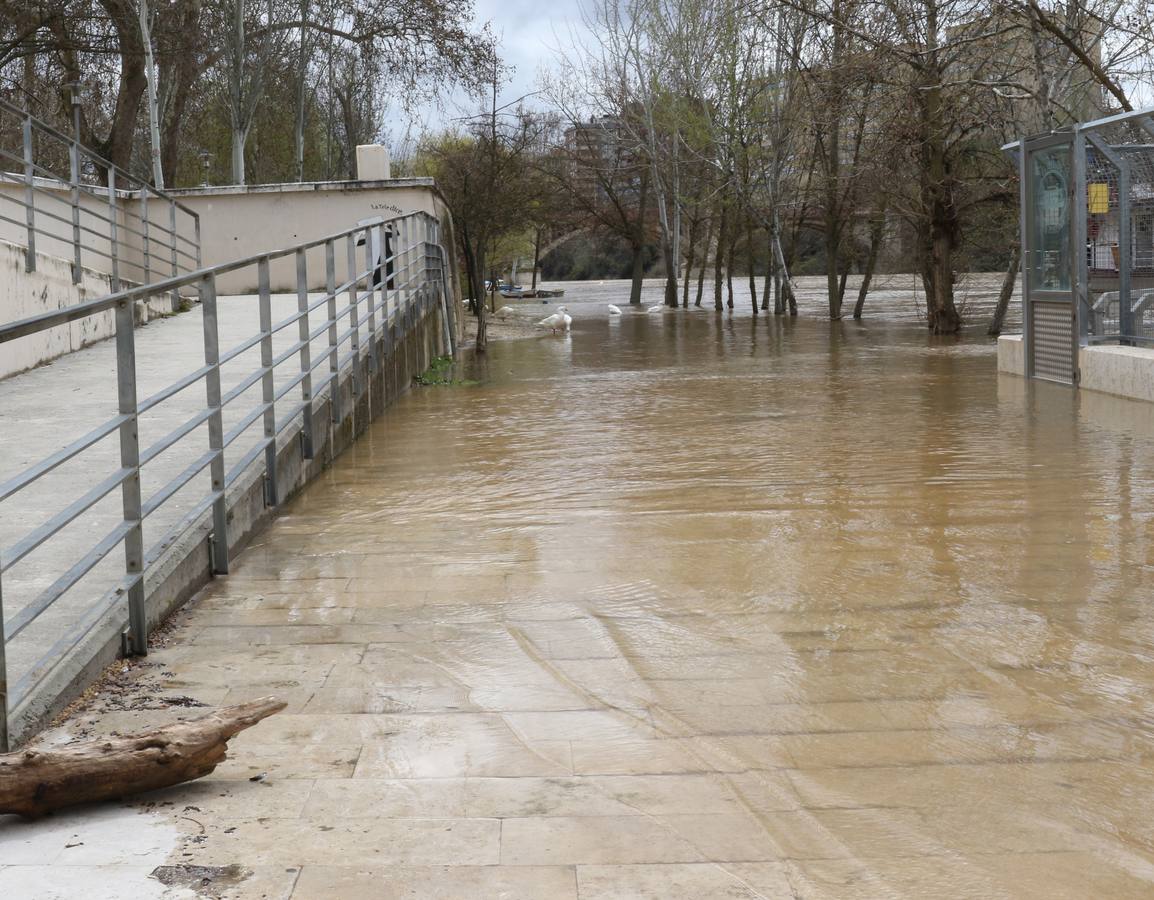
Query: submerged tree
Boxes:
[{"xmin": 414, "ymin": 77, "xmax": 547, "ymax": 352}]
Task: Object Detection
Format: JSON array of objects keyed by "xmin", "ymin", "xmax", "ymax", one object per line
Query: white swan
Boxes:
[
  {"xmin": 647, "ymin": 305, "xmax": 663, "ymax": 313},
  {"xmin": 538, "ymin": 305, "xmax": 571, "ymax": 334},
  {"xmin": 495, "ymin": 306, "xmax": 517, "ymax": 318},
  {"xmin": 607, "ymin": 304, "xmax": 622, "ymax": 315}
]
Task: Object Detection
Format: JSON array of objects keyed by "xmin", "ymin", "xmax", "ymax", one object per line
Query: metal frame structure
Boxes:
[
  {"xmin": 0, "ymin": 210, "xmax": 456, "ymax": 750},
  {"xmin": 1006, "ymin": 106, "xmax": 1154, "ymax": 384},
  {"xmin": 0, "ymin": 97, "xmax": 200, "ymax": 289}
]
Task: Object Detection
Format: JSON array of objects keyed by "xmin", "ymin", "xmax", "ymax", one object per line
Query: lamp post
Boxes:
[
  {"xmin": 199, "ymin": 150, "xmax": 211, "ymax": 187},
  {"xmin": 65, "ymin": 81, "xmax": 84, "ymax": 146}
]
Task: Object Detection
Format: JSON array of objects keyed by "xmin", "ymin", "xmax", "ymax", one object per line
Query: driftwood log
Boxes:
[{"xmin": 0, "ymin": 697, "xmax": 285, "ymax": 819}]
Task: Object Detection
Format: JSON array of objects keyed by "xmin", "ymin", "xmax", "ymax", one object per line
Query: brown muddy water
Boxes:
[
  {"xmin": 23, "ymin": 271, "xmax": 1154, "ymax": 897},
  {"xmin": 237, "ymin": 271, "xmax": 1151, "ymax": 895}
]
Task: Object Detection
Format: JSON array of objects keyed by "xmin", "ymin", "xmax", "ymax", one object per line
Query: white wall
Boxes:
[
  {"xmin": 0, "ymin": 178, "xmax": 459, "ymax": 377},
  {"xmin": 162, "ymin": 179, "xmax": 455, "ymax": 294}
]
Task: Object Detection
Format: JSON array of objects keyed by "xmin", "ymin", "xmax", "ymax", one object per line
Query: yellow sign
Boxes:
[{"xmin": 1089, "ymin": 183, "xmax": 1110, "ymax": 214}]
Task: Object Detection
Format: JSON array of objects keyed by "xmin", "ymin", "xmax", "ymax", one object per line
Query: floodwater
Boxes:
[
  {"xmin": 22, "ymin": 271, "xmax": 1154, "ymax": 897},
  {"xmin": 341, "ymin": 274, "xmax": 1149, "ymax": 894}
]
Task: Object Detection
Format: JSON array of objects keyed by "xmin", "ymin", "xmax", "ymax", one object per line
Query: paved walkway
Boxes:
[
  {"xmin": 0, "ymin": 294, "xmax": 356, "ymax": 711},
  {"xmin": 3, "ymin": 298, "xmax": 1153, "ymax": 898}
]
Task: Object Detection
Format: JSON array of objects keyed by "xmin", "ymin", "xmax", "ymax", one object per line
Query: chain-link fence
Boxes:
[{"xmin": 1084, "ymin": 129, "xmax": 1154, "ymax": 343}]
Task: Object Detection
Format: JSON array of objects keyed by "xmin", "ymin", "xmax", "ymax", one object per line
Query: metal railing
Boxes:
[
  {"xmin": 0, "ymin": 210, "xmax": 455, "ymax": 749},
  {"xmin": 0, "ymin": 97, "xmax": 200, "ymax": 289}
]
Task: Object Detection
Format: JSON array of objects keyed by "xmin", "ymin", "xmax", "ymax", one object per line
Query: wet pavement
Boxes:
[{"xmin": 6, "ymin": 275, "xmax": 1154, "ymax": 898}]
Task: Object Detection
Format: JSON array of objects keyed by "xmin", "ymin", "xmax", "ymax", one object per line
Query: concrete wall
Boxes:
[
  {"xmin": 0, "ymin": 177, "xmax": 454, "ymax": 295},
  {"xmin": 0, "ymin": 241, "xmax": 178, "ymax": 380},
  {"xmin": 9, "ymin": 295, "xmax": 450, "ymax": 745},
  {"xmin": 997, "ymin": 333, "xmax": 1154, "ymax": 403},
  {"xmin": 1, "ymin": 178, "xmax": 459, "ymax": 377},
  {"xmin": 161, "ymin": 179, "xmax": 454, "ymax": 293}
]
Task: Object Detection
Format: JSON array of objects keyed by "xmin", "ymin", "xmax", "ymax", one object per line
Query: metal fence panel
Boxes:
[{"xmin": 0, "ymin": 211, "xmax": 449, "ymax": 749}]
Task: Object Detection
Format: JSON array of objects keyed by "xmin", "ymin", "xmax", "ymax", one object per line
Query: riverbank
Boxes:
[{"xmin": 460, "ymin": 306, "xmax": 548, "ymax": 344}]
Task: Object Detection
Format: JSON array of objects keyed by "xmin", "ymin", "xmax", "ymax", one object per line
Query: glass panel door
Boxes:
[{"xmin": 1029, "ymin": 145, "xmax": 1072, "ymax": 293}]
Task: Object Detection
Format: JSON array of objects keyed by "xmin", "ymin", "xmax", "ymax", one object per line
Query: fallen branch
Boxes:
[{"xmin": 0, "ymin": 697, "xmax": 286, "ymax": 819}]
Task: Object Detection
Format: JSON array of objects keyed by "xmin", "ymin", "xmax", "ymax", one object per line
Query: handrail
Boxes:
[
  {"xmin": 0, "ymin": 97, "xmax": 198, "ymax": 218},
  {"xmin": 0, "ymin": 216, "xmax": 390, "ymax": 343},
  {"xmin": 0, "ymin": 97, "xmax": 200, "ymax": 290},
  {"xmin": 0, "ymin": 208, "xmax": 454, "ymax": 751}
]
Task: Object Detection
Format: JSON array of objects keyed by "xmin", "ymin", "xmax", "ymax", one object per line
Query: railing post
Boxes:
[
  {"xmin": 141, "ymin": 188, "xmax": 152, "ymax": 285},
  {"xmin": 108, "ymin": 169, "xmax": 120, "ymax": 291},
  {"xmin": 364, "ymin": 224, "xmax": 378, "ymax": 375},
  {"xmin": 418, "ymin": 216, "xmax": 427, "ymax": 318},
  {"xmin": 194, "ymin": 214, "xmax": 202, "ymax": 269},
  {"xmin": 433, "ymin": 220, "xmax": 454, "ymax": 355},
  {"xmin": 114, "ymin": 297, "xmax": 147, "ymax": 655},
  {"xmin": 0, "ymin": 574, "xmax": 9, "ymax": 751},
  {"xmin": 22, "ymin": 115, "xmax": 36, "ymax": 272},
  {"xmin": 398, "ymin": 217, "xmax": 409, "ymax": 337},
  {"xmin": 258, "ymin": 259, "xmax": 278, "ymax": 506},
  {"xmin": 199, "ymin": 275, "xmax": 229, "ymax": 574},
  {"xmin": 379, "ymin": 222, "xmax": 391, "ymax": 358},
  {"xmin": 169, "ymin": 200, "xmax": 179, "ymax": 306},
  {"xmin": 1119, "ymin": 156, "xmax": 1134, "ymax": 341},
  {"xmin": 296, "ymin": 249, "xmax": 315, "ymax": 458},
  {"xmin": 346, "ymin": 235, "xmax": 362, "ymax": 401},
  {"xmin": 325, "ymin": 240, "xmax": 341, "ymax": 424},
  {"xmin": 69, "ymin": 134, "xmax": 82, "ymax": 283}
]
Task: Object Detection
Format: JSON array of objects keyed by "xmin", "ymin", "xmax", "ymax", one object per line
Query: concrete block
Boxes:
[
  {"xmin": 1078, "ymin": 344, "xmax": 1154, "ymax": 403},
  {"xmin": 997, "ymin": 334, "xmax": 1024, "ymax": 377},
  {"xmin": 356, "ymin": 144, "xmax": 391, "ymax": 181}
]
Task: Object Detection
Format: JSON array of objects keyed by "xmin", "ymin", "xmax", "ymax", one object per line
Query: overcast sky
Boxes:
[{"xmin": 404, "ymin": 0, "xmax": 589, "ymax": 143}]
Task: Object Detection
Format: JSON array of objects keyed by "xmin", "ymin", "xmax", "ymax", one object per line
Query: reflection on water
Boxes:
[{"xmin": 276, "ymin": 276, "xmax": 1152, "ymax": 893}]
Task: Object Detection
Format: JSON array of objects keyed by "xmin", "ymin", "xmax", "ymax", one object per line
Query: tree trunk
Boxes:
[
  {"xmin": 0, "ymin": 699, "xmax": 285, "ymax": 819},
  {"xmin": 294, "ymin": 0, "xmax": 309, "ymax": 181},
  {"xmin": 98, "ymin": 0, "xmax": 148, "ymax": 171},
  {"xmin": 825, "ymin": 219, "xmax": 843, "ymax": 319},
  {"xmin": 629, "ymin": 241, "xmax": 645, "ymax": 306},
  {"xmin": 159, "ymin": 54, "xmax": 197, "ymax": 184},
  {"xmin": 747, "ymin": 219, "xmax": 758, "ymax": 315},
  {"xmin": 918, "ymin": 21, "xmax": 961, "ymax": 335},
  {"xmin": 923, "ymin": 233, "xmax": 961, "ymax": 334},
  {"xmin": 231, "ymin": 131, "xmax": 247, "ymax": 185},
  {"xmin": 763, "ymin": 229, "xmax": 773, "ymax": 312},
  {"xmin": 824, "ymin": 0, "xmax": 846, "ymax": 320},
  {"xmin": 532, "ymin": 228, "xmax": 542, "ymax": 291},
  {"xmin": 663, "ymin": 241, "xmax": 679, "ymax": 307},
  {"xmin": 988, "ymin": 244, "xmax": 1021, "ymax": 336},
  {"xmin": 713, "ymin": 205, "xmax": 727, "ymax": 311},
  {"xmin": 853, "ymin": 211, "xmax": 886, "ymax": 319},
  {"xmin": 726, "ymin": 229, "xmax": 735, "ymax": 310},
  {"xmin": 682, "ymin": 216, "xmax": 697, "ymax": 308},
  {"xmin": 139, "ymin": 0, "xmax": 164, "ymax": 188},
  {"xmin": 475, "ymin": 247, "xmax": 489, "ymax": 352},
  {"xmin": 696, "ymin": 213, "xmax": 714, "ymax": 308}
]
